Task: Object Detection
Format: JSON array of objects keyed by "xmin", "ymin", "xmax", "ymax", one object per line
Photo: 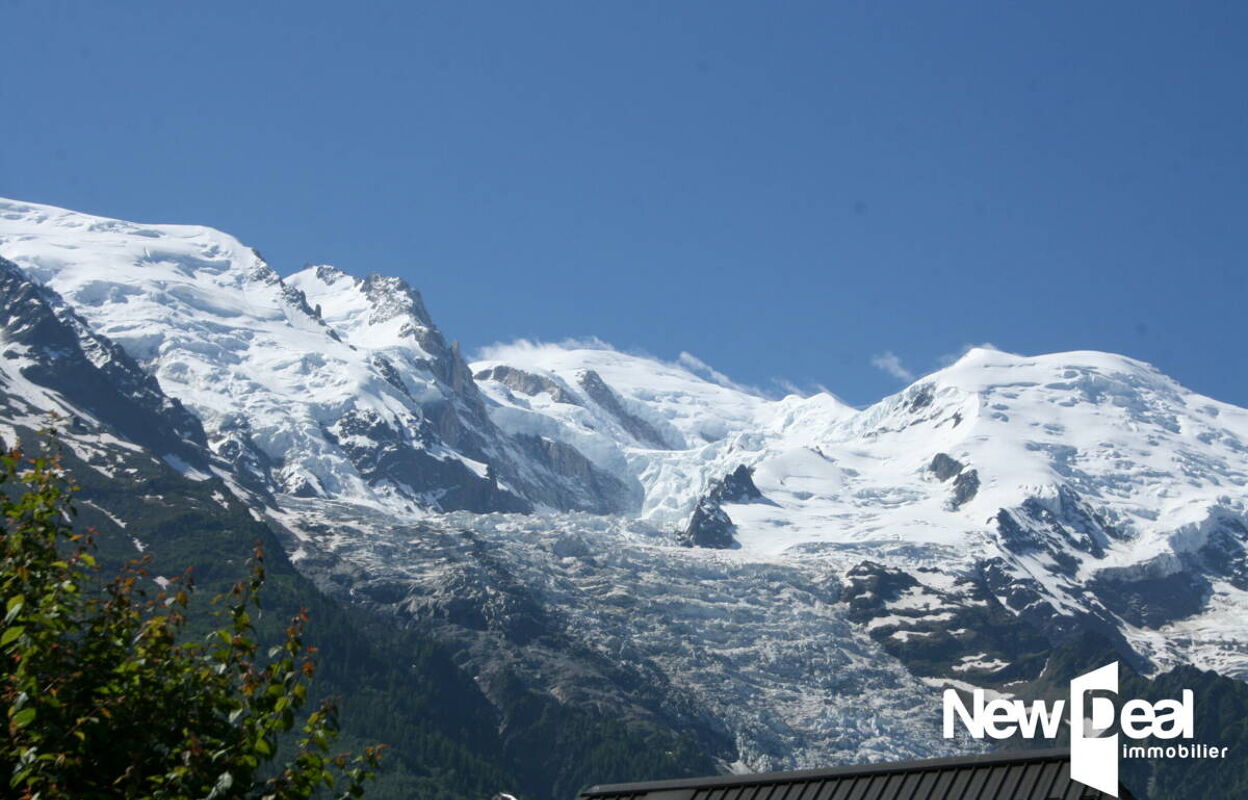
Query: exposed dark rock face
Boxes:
[
  {"xmin": 1082, "ymin": 511, "xmax": 1248, "ymax": 629},
  {"xmin": 358, "ymin": 273, "xmax": 456, "ymax": 382},
  {"xmin": 842, "ymin": 561, "xmax": 1053, "ymax": 688},
  {"xmin": 929, "ymin": 453, "xmax": 963, "ymax": 481},
  {"xmin": 995, "ymin": 508, "xmax": 1046, "ymax": 555},
  {"xmin": 1193, "ymin": 514, "xmax": 1248, "ymax": 590},
  {"xmin": 994, "ymin": 485, "xmax": 1126, "ymax": 565},
  {"xmin": 951, "ymin": 469, "xmax": 979, "ymax": 508},
  {"xmin": 577, "ymin": 369, "xmax": 671, "ymax": 449},
  {"xmin": 975, "ymin": 550, "xmax": 1153, "ymax": 673},
  {"xmin": 678, "ymin": 495, "xmax": 738, "ymax": 549},
  {"xmin": 1091, "ymin": 566, "xmax": 1211, "ymax": 628},
  {"xmin": 0, "ymin": 256, "xmax": 208, "ymax": 467},
  {"xmin": 324, "ymin": 407, "xmax": 531, "ymax": 513},
  {"xmin": 906, "ymin": 384, "xmax": 934, "ymax": 412},
  {"xmin": 927, "ymin": 452, "xmax": 978, "ymax": 508},
  {"xmin": 350, "ymin": 269, "xmax": 500, "ymax": 449},
  {"xmin": 509, "ymin": 434, "xmax": 641, "ymax": 514},
  {"xmin": 677, "ymin": 465, "xmax": 769, "ymax": 549},
  {"xmin": 716, "ymin": 464, "xmax": 767, "ymax": 504},
  {"xmin": 475, "ymin": 365, "xmax": 580, "ymax": 405},
  {"xmin": 842, "ymin": 561, "xmax": 920, "ymax": 615},
  {"xmin": 371, "ymin": 353, "xmax": 413, "ymax": 399}
]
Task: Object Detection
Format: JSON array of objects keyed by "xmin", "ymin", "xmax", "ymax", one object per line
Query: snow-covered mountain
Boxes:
[
  {"xmin": 0, "ymin": 198, "xmax": 632, "ymax": 515},
  {"xmin": 3, "ymin": 196, "xmax": 1247, "ymax": 777},
  {"xmin": 477, "ymin": 339, "xmax": 1248, "ymax": 549},
  {"xmin": 474, "ymin": 341, "xmax": 1248, "ymax": 678}
]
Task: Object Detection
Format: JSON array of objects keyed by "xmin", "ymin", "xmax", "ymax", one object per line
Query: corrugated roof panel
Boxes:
[
  {"xmin": 1054, "ymin": 762, "xmax": 1083, "ymax": 800},
  {"xmin": 897, "ymin": 771, "xmax": 926, "ymax": 800},
  {"xmin": 752, "ymin": 786, "xmax": 780, "ymax": 800},
  {"xmin": 760, "ymin": 784, "xmax": 789, "ymax": 800},
  {"xmin": 876, "ymin": 773, "xmax": 902, "ymax": 800},
  {"xmin": 868, "ymin": 776, "xmax": 894, "ymax": 799},
  {"xmin": 1012, "ymin": 763, "xmax": 1042, "ymax": 800},
  {"xmin": 942, "ymin": 765, "xmax": 974, "ymax": 799},
  {"xmin": 811, "ymin": 779, "xmax": 842, "ymax": 800},
  {"xmin": 843, "ymin": 776, "xmax": 872, "ymax": 800},
  {"xmin": 820, "ymin": 779, "xmax": 847, "ymax": 800},
  {"xmin": 578, "ymin": 749, "xmax": 1132, "ymax": 800},
  {"xmin": 728, "ymin": 778, "xmax": 758, "ymax": 798},
  {"xmin": 979, "ymin": 764, "xmax": 1009, "ymax": 798},
  {"xmin": 1028, "ymin": 760, "xmax": 1061, "ymax": 800},
  {"xmin": 764, "ymin": 783, "xmax": 793, "ymax": 800},
  {"xmin": 925, "ymin": 768, "xmax": 956, "ymax": 800},
  {"xmin": 782, "ymin": 782, "xmax": 807, "ymax": 800},
  {"xmin": 799, "ymin": 780, "xmax": 827, "ymax": 800},
  {"xmin": 909, "ymin": 770, "xmax": 938, "ymax": 800},
  {"xmin": 963, "ymin": 765, "xmax": 993, "ymax": 798},
  {"xmin": 998, "ymin": 764, "xmax": 1027, "ymax": 798}
]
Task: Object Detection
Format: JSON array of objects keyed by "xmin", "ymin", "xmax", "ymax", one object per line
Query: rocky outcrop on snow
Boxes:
[
  {"xmin": 717, "ymin": 464, "xmax": 767, "ymax": 504},
  {"xmin": 474, "ymin": 365, "xmax": 580, "ymax": 405},
  {"xmin": 678, "ymin": 494, "xmax": 738, "ymax": 549},
  {"xmin": 576, "ymin": 368, "xmax": 673, "ymax": 449},
  {"xmin": 677, "ymin": 465, "xmax": 772, "ymax": 549},
  {"xmin": 928, "ymin": 453, "xmax": 964, "ymax": 482},
  {"xmin": 928, "ymin": 453, "xmax": 978, "ymax": 509}
]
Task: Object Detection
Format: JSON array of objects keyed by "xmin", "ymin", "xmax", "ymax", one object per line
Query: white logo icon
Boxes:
[{"xmin": 943, "ymin": 661, "xmax": 1195, "ymax": 797}]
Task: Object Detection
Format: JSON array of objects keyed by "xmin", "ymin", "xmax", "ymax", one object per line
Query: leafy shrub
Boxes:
[{"xmin": 0, "ymin": 443, "xmax": 382, "ymax": 799}]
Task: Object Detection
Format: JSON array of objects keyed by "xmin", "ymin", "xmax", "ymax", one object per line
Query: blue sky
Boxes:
[{"xmin": 3, "ymin": 2, "xmax": 1245, "ymax": 406}]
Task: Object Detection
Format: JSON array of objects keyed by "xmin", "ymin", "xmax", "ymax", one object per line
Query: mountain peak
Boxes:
[
  {"xmin": 287, "ymin": 265, "xmax": 439, "ymax": 353},
  {"xmin": 0, "ymin": 197, "xmax": 266, "ymax": 287},
  {"xmin": 919, "ymin": 347, "xmax": 1174, "ymax": 399}
]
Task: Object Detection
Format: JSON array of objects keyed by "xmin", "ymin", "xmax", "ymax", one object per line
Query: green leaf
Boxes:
[
  {"xmin": 5, "ymin": 594, "xmax": 23, "ymax": 617},
  {"xmin": 12, "ymin": 707, "xmax": 35, "ymax": 728},
  {"xmin": 1, "ymin": 626, "xmax": 25, "ymax": 646}
]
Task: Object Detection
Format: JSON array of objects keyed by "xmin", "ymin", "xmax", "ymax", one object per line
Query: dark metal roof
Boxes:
[{"xmin": 579, "ymin": 749, "xmax": 1135, "ymax": 800}]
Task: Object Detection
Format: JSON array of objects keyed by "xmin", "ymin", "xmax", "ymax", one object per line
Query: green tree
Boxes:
[{"xmin": 0, "ymin": 442, "xmax": 382, "ymax": 799}]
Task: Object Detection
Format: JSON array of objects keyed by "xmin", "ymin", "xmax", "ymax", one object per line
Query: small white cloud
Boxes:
[
  {"xmin": 676, "ymin": 351, "xmax": 756, "ymax": 393},
  {"xmin": 772, "ymin": 378, "xmax": 806, "ymax": 397},
  {"xmin": 871, "ymin": 351, "xmax": 914, "ymax": 382},
  {"xmin": 471, "ymin": 339, "xmax": 771, "ymax": 397},
  {"xmin": 473, "ymin": 336, "xmax": 616, "ymax": 363}
]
